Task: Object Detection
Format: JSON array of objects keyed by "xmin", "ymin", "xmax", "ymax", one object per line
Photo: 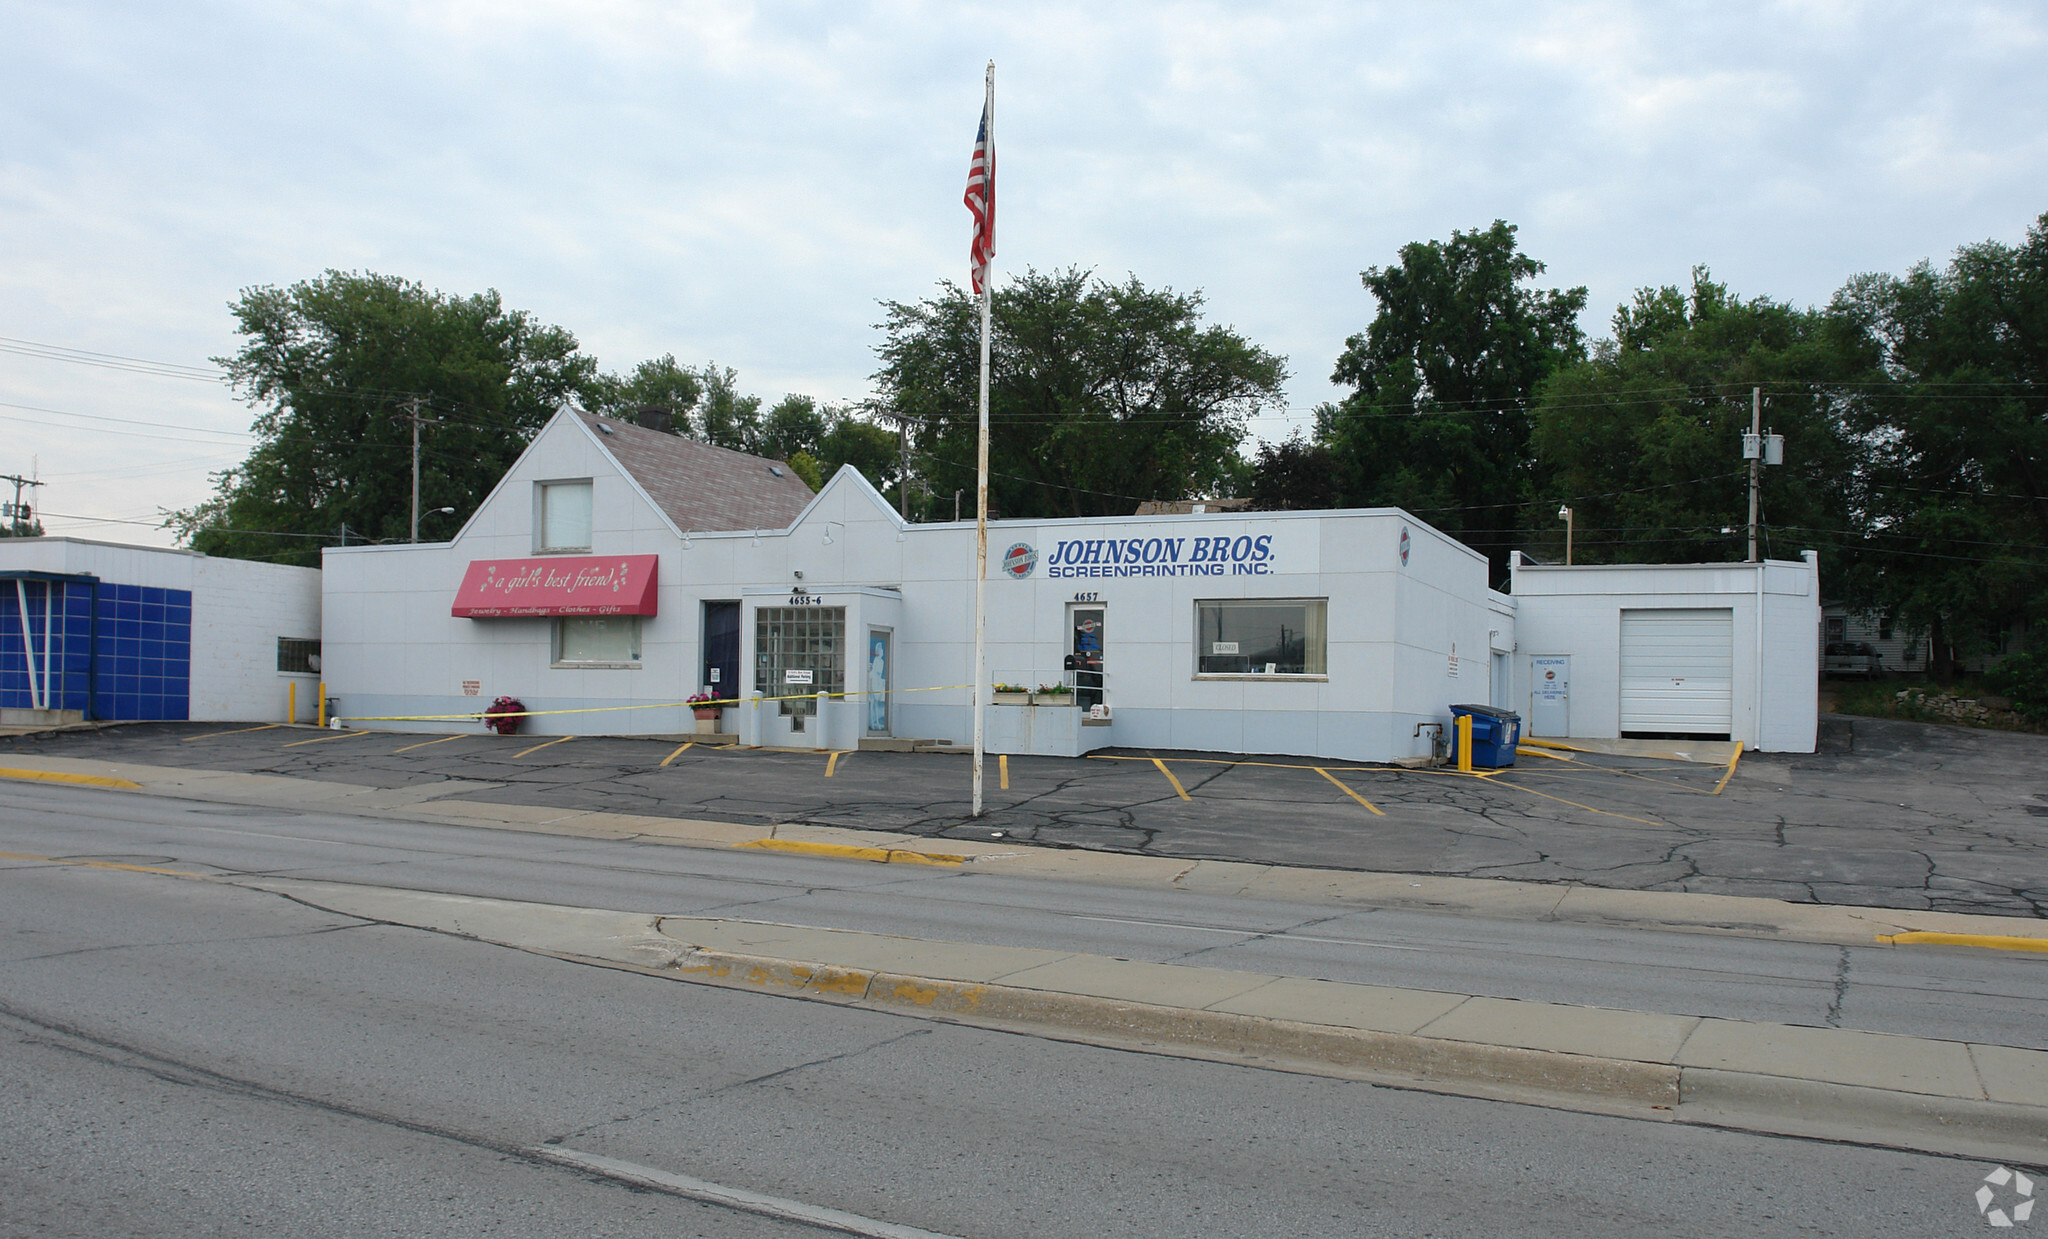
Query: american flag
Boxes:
[{"xmin": 964, "ymin": 102, "xmax": 994, "ymax": 294}]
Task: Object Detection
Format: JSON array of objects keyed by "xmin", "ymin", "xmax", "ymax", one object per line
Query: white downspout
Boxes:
[
  {"xmin": 1754, "ymin": 559, "xmax": 1766, "ymax": 749},
  {"xmin": 43, "ymin": 582, "xmax": 53, "ymax": 714},
  {"xmin": 15, "ymin": 578, "xmax": 41, "ymax": 711}
]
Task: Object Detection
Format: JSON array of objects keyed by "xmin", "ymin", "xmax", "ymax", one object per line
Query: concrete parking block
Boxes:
[
  {"xmin": 1970, "ymin": 1043, "xmax": 2048, "ymax": 1107},
  {"xmin": 1675, "ymin": 1018, "xmax": 1984, "ymax": 1098},
  {"xmin": 1416, "ymin": 995, "xmax": 1699, "ymax": 1062},
  {"xmin": 995, "ymin": 954, "xmax": 1275, "ymax": 1008},
  {"xmin": 1206, "ymin": 974, "xmax": 1467, "ymax": 1034}
]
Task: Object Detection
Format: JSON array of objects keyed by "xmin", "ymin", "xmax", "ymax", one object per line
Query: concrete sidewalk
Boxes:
[{"xmin": 238, "ymin": 876, "xmax": 2048, "ymax": 1167}]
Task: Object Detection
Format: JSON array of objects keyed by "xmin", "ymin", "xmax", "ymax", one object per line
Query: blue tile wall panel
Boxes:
[{"xmin": 0, "ymin": 580, "xmax": 190, "ymax": 719}]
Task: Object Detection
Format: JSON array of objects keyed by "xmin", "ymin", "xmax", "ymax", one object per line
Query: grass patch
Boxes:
[{"xmin": 1828, "ymin": 677, "xmax": 2046, "ymax": 734}]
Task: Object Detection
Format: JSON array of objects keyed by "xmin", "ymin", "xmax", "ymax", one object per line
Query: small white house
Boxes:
[
  {"xmin": 0, "ymin": 537, "xmax": 322, "ymax": 724},
  {"xmin": 1509, "ymin": 552, "xmax": 1821, "ymax": 752}
]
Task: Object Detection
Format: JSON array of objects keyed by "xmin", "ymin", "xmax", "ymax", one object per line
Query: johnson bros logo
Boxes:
[
  {"xmin": 1046, "ymin": 535, "xmax": 1274, "ymax": 579},
  {"xmin": 1002, "ymin": 543, "xmax": 1038, "ymax": 578}
]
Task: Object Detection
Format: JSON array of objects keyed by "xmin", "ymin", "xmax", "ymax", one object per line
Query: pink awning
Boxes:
[{"xmin": 452, "ymin": 555, "xmax": 659, "ymax": 617}]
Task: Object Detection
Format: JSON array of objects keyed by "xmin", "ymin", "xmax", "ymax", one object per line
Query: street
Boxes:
[{"xmin": 2, "ymin": 780, "xmax": 2029, "ymax": 1236}]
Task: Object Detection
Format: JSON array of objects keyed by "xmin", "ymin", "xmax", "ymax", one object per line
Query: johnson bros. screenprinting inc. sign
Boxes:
[{"xmin": 1038, "ymin": 535, "xmax": 1276, "ymax": 579}]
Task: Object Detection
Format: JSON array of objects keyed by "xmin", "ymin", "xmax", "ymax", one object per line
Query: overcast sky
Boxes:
[{"xmin": 3, "ymin": 1, "xmax": 2043, "ymax": 546}]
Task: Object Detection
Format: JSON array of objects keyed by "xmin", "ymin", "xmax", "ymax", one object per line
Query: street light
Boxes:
[{"xmin": 1557, "ymin": 505, "xmax": 1574, "ymax": 566}]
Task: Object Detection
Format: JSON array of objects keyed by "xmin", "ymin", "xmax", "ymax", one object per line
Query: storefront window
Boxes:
[
  {"xmin": 1195, "ymin": 599, "xmax": 1327, "ymax": 676},
  {"xmin": 538, "ymin": 480, "xmax": 593, "ymax": 551},
  {"xmin": 755, "ymin": 606, "xmax": 845, "ymax": 716},
  {"xmin": 553, "ymin": 616, "xmax": 640, "ymax": 666}
]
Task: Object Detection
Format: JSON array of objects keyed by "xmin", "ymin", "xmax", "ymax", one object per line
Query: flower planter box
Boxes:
[
  {"xmin": 1030, "ymin": 692, "xmax": 1074, "ymax": 706},
  {"xmin": 992, "ymin": 692, "xmax": 1031, "ymax": 706}
]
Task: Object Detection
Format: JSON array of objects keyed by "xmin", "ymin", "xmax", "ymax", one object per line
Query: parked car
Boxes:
[{"xmin": 1823, "ymin": 641, "xmax": 1881, "ymax": 679}]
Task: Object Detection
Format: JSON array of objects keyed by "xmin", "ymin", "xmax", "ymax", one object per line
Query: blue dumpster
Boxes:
[{"xmin": 1448, "ymin": 704, "xmax": 1521, "ymax": 768}]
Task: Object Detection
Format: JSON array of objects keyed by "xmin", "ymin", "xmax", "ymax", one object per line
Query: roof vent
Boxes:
[
  {"xmin": 595, "ymin": 422, "xmax": 614, "ymax": 436},
  {"xmin": 635, "ymin": 406, "xmax": 673, "ymax": 432},
  {"xmin": 768, "ymin": 465, "xmax": 784, "ymax": 477}
]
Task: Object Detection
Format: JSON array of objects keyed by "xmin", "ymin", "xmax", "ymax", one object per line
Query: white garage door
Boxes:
[{"xmin": 1620, "ymin": 609, "xmax": 1733, "ymax": 735}]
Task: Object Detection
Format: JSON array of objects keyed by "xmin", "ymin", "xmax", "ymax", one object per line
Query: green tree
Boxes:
[
  {"xmin": 1527, "ymin": 268, "xmax": 1874, "ymax": 567},
  {"xmin": 872, "ymin": 267, "xmax": 1287, "ymax": 519},
  {"xmin": 696, "ymin": 364, "xmax": 764, "ymax": 452},
  {"xmin": 1244, "ymin": 431, "xmax": 1340, "ymax": 511},
  {"xmin": 758, "ymin": 394, "xmax": 828, "ymax": 461},
  {"xmin": 169, "ymin": 271, "xmax": 594, "ymax": 564},
  {"xmin": 1319, "ymin": 221, "xmax": 1586, "ymax": 578},
  {"xmin": 1831, "ymin": 212, "xmax": 2048, "ymax": 674},
  {"xmin": 579, "ymin": 353, "xmax": 703, "ymax": 428}
]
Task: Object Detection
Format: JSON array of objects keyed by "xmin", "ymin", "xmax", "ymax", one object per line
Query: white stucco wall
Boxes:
[
  {"xmin": 1508, "ymin": 552, "xmax": 1821, "ymax": 752},
  {"xmin": 319, "ymin": 412, "xmax": 1504, "ymax": 763}
]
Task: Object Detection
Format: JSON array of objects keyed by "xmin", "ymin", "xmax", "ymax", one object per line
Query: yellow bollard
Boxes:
[
  {"xmin": 317, "ymin": 682, "xmax": 327, "ymax": 729},
  {"xmin": 288, "ymin": 681, "xmax": 297, "ymax": 724},
  {"xmin": 1455, "ymin": 714, "xmax": 1473, "ymax": 773}
]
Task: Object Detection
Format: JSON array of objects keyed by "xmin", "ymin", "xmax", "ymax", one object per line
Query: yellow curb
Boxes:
[
  {"xmin": 734, "ymin": 838, "xmax": 965, "ymax": 867},
  {"xmin": 0, "ymin": 767, "xmax": 141, "ymax": 790},
  {"xmin": 1876, "ymin": 932, "xmax": 2048, "ymax": 954},
  {"xmin": 0, "ymin": 849, "xmax": 204, "ymax": 878}
]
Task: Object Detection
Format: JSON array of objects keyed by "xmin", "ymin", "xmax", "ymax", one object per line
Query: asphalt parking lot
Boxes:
[{"xmin": 5, "ymin": 715, "xmax": 2045, "ymax": 918}]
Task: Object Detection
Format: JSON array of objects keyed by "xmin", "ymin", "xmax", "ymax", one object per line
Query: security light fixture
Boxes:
[{"xmin": 1557, "ymin": 505, "xmax": 1574, "ymax": 566}]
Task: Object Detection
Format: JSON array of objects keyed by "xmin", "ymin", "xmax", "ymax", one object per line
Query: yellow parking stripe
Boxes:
[
  {"xmin": 825, "ymin": 750, "xmax": 848, "ymax": 777},
  {"xmin": 1314, "ymin": 766, "xmax": 1384, "ymax": 816},
  {"xmin": 660, "ymin": 741, "xmax": 694, "ymax": 767},
  {"xmin": 0, "ymin": 767, "xmax": 141, "ymax": 790},
  {"xmin": 1000, "ymin": 753, "xmax": 1008, "ymax": 791},
  {"xmin": 282, "ymin": 730, "xmax": 369, "ymax": 748},
  {"xmin": 183, "ymin": 724, "xmax": 283, "ymax": 741},
  {"xmin": 392, "ymin": 734, "xmax": 464, "ymax": 754},
  {"xmin": 1712, "ymin": 741, "xmax": 1744, "ymax": 795},
  {"xmin": 1151, "ymin": 757, "xmax": 1191, "ymax": 801},
  {"xmin": 511, "ymin": 735, "xmax": 575, "ymax": 759}
]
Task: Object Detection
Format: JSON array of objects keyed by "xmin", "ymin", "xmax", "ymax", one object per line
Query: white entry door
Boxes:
[
  {"xmin": 1619, "ymin": 609, "xmax": 1734, "ymax": 735},
  {"xmin": 1529, "ymin": 656, "xmax": 1569, "ymax": 736}
]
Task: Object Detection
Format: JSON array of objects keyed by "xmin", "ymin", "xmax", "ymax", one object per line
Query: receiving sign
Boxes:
[{"xmin": 452, "ymin": 555, "xmax": 659, "ymax": 617}]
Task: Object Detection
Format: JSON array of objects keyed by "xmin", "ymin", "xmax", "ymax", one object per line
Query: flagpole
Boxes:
[{"xmin": 971, "ymin": 60, "xmax": 993, "ymax": 818}]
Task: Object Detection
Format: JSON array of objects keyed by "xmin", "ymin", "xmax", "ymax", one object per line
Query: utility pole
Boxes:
[
  {"xmin": 1747, "ymin": 387, "xmax": 1761, "ymax": 563},
  {"xmin": 871, "ymin": 410, "xmax": 917, "ymax": 520},
  {"xmin": 1, "ymin": 473, "xmax": 45, "ymax": 536},
  {"xmin": 390, "ymin": 397, "xmax": 440, "ymax": 543}
]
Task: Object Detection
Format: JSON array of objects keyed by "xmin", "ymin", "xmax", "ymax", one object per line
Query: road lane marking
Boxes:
[
  {"xmin": 183, "ymin": 724, "xmax": 284, "ymax": 741},
  {"xmin": 660, "ymin": 741, "xmax": 694, "ymax": 766},
  {"xmin": 532, "ymin": 1146, "xmax": 963, "ymax": 1239},
  {"xmin": 1713, "ymin": 741, "xmax": 1744, "ymax": 795},
  {"xmin": 392, "ymin": 734, "xmax": 465, "ymax": 754},
  {"xmin": 1151, "ymin": 757, "xmax": 1191, "ymax": 801},
  {"xmin": 735, "ymin": 839, "xmax": 964, "ymax": 866},
  {"xmin": 510, "ymin": 735, "xmax": 575, "ymax": 759},
  {"xmin": 1000, "ymin": 753, "xmax": 1008, "ymax": 790},
  {"xmin": 1313, "ymin": 767, "xmax": 1384, "ymax": 815},
  {"xmin": 0, "ymin": 849, "xmax": 205, "ymax": 878},
  {"xmin": 282, "ymin": 730, "xmax": 370, "ymax": 748},
  {"xmin": 0, "ymin": 767, "xmax": 140, "ymax": 790},
  {"xmin": 1877, "ymin": 931, "xmax": 2048, "ymax": 954}
]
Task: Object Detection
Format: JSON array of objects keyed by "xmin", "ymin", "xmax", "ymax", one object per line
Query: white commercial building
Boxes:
[
  {"xmin": 317, "ymin": 407, "xmax": 1823, "ymax": 757},
  {"xmin": 1509, "ymin": 553, "xmax": 1822, "ymax": 753},
  {"xmin": 0, "ymin": 537, "xmax": 322, "ymax": 724}
]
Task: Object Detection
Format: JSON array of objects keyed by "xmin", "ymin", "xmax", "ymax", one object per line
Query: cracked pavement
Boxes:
[{"xmin": 5, "ymin": 712, "xmax": 2045, "ymax": 918}]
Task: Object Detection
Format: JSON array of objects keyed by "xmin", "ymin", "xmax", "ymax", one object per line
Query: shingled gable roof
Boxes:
[{"xmin": 571, "ymin": 408, "xmax": 819, "ymax": 533}]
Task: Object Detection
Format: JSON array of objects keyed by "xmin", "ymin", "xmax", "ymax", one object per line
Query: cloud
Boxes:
[{"xmin": 1, "ymin": 0, "xmax": 2042, "ymax": 539}]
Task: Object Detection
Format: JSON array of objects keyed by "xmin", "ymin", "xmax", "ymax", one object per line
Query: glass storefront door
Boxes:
[{"xmin": 1068, "ymin": 605, "xmax": 1104, "ymax": 710}]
